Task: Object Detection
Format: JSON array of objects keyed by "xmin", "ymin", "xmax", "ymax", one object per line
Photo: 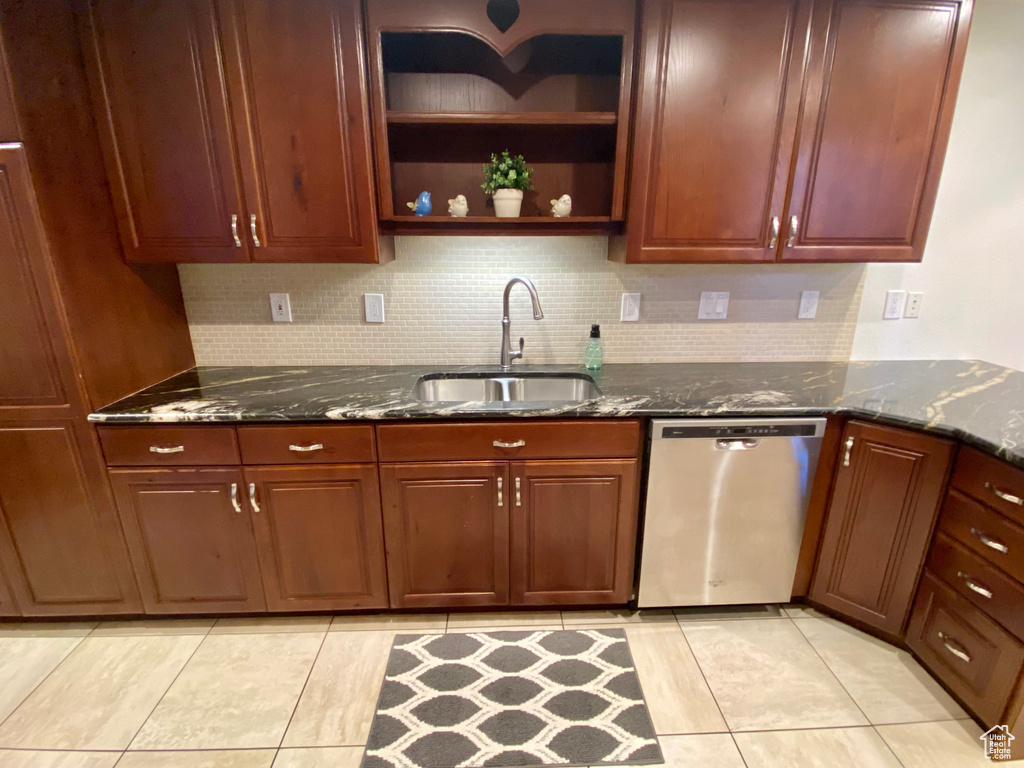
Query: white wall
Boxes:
[{"xmin": 850, "ymin": 0, "xmax": 1024, "ymax": 369}]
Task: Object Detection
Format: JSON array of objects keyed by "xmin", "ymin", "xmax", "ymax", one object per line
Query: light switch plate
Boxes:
[
  {"xmin": 621, "ymin": 293, "xmax": 641, "ymax": 322},
  {"xmin": 798, "ymin": 291, "xmax": 819, "ymax": 319},
  {"xmin": 699, "ymin": 291, "xmax": 729, "ymax": 320},
  {"xmin": 904, "ymin": 292, "xmax": 924, "ymax": 318},
  {"xmin": 269, "ymin": 293, "xmax": 292, "ymax": 323},
  {"xmin": 364, "ymin": 293, "xmax": 385, "ymax": 323},
  {"xmin": 884, "ymin": 290, "xmax": 907, "ymax": 320}
]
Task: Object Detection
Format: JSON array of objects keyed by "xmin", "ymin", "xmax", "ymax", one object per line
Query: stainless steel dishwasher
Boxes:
[{"xmin": 638, "ymin": 418, "xmax": 827, "ymax": 608}]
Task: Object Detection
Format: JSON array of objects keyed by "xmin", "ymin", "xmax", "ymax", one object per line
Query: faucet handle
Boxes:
[{"xmin": 518, "ymin": 337, "xmax": 525, "ymax": 356}]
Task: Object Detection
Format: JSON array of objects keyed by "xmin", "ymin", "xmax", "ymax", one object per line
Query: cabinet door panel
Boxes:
[
  {"xmin": 222, "ymin": 0, "xmax": 380, "ymax": 263},
  {"xmin": 624, "ymin": 0, "xmax": 810, "ymax": 263},
  {"xmin": 0, "ymin": 564, "xmax": 16, "ymax": 616},
  {"xmin": 810, "ymin": 420, "xmax": 954, "ymax": 636},
  {"xmin": 247, "ymin": 465, "xmax": 388, "ymax": 611},
  {"xmin": 783, "ymin": 0, "xmax": 973, "ymax": 261},
  {"xmin": 80, "ymin": 0, "xmax": 248, "ymax": 263},
  {"xmin": 109, "ymin": 468, "xmax": 266, "ymax": 613},
  {"xmin": 0, "ymin": 151, "xmax": 68, "ymax": 407},
  {"xmin": 511, "ymin": 460, "xmax": 638, "ymax": 605},
  {"xmin": 380, "ymin": 462, "xmax": 508, "ymax": 608},
  {"xmin": 0, "ymin": 423, "xmax": 141, "ymax": 614}
]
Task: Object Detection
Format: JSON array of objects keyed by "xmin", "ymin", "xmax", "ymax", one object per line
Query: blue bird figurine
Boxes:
[{"xmin": 406, "ymin": 191, "xmax": 432, "ymax": 217}]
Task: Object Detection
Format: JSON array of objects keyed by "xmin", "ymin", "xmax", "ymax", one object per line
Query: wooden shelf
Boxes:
[
  {"xmin": 382, "ymin": 215, "xmax": 621, "ymax": 236},
  {"xmin": 386, "ymin": 111, "xmax": 618, "ymax": 126}
]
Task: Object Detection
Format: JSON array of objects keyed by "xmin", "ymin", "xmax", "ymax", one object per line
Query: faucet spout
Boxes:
[{"xmin": 500, "ymin": 277, "xmax": 544, "ymax": 370}]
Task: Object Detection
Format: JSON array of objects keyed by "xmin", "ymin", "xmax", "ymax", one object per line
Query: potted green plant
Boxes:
[{"xmin": 482, "ymin": 150, "xmax": 534, "ymax": 218}]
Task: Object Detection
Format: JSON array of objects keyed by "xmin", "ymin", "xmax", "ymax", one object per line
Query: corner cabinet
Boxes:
[
  {"xmin": 810, "ymin": 420, "xmax": 955, "ymax": 637},
  {"xmin": 377, "ymin": 421, "xmax": 642, "ymax": 609},
  {"xmin": 77, "ymin": 0, "xmax": 387, "ymax": 264},
  {"xmin": 617, "ymin": 0, "xmax": 974, "ymax": 264}
]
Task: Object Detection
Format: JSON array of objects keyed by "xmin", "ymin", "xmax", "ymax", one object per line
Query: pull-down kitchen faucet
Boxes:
[{"xmin": 500, "ymin": 277, "xmax": 544, "ymax": 370}]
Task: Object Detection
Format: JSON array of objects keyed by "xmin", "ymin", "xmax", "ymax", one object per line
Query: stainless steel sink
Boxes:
[{"xmin": 412, "ymin": 374, "xmax": 601, "ymax": 404}]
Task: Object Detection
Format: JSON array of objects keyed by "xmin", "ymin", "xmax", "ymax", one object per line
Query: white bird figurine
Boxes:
[
  {"xmin": 448, "ymin": 194, "xmax": 469, "ymax": 218},
  {"xmin": 550, "ymin": 194, "xmax": 572, "ymax": 218}
]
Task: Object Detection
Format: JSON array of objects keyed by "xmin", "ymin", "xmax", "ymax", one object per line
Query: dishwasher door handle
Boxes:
[{"xmin": 715, "ymin": 438, "xmax": 761, "ymax": 451}]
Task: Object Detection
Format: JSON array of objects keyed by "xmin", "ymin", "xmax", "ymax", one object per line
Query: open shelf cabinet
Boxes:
[{"xmin": 365, "ymin": 0, "xmax": 637, "ymax": 234}]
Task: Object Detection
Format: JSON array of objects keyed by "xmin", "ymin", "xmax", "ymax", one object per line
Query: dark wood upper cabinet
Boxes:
[
  {"xmin": 619, "ymin": 0, "xmax": 973, "ymax": 264},
  {"xmin": 79, "ymin": 0, "xmax": 249, "ymax": 264},
  {"xmin": 0, "ymin": 423, "xmax": 142, "ymax": 615},
  {"xmin": 245, "ymin": 465, "xmax": 389, "ymax": 611},
  {"xmin": 79, "ymin": 0, "xmax": 386, "ymax": 264},
  {"xmin": 781, "ymin": 0, "xmax": 973, "ymax": 262},
  {"xmin": 618, "ymin": 0, "xmax": 811, "ymax": 263},
  {"xmin": 220, "ymin": 0, "xmax": 382, "ymax": 263},
  {"xmin": 380, "ymin": 462, "xmax": 510, "ymax": 609},
  {"xmin": 109, "ymin": 467, "xmax": 267, "ymax": 613},
  {"xmin": 810, "ymin": 420, "xmax": 954, "ymax": 637},
  {"xmin": 510, "ymin": 459, "xmax": 639, "ymax": 605}
]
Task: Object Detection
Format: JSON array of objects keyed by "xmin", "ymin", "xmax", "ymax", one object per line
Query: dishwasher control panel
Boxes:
[{"xmin": 659, "ymin": 422, "xmax": 822, "ymax": 440}]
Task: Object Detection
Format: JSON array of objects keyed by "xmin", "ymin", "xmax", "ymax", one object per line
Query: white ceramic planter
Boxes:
[{"xmin": 493, "ymin": 188, "xmax": 524, "ymax": 218}]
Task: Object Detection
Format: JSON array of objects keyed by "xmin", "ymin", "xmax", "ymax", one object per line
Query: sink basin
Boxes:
[{"xmin": 413, "ymin": 373, "xmax": 602, "ymax": 404}]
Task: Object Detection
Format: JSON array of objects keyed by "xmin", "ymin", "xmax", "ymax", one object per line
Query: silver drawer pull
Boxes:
[
  {"xmin": 149, "ymin": 445, "xmax": 185, "ymax": 454},
  {"xmin": 250, "ymin": 214, "xmax": 262, "ymax": 247},
  {"xmin": 515, "ymin": 477, "xmax": 522, "ymax": 507},
  {"xmin": 843, "ymin": 436, "xmax": 854, "ymax": 467},
  {"xmin": 493, "ymin": 440, "xmax": 526, "ymax": 449},
  {"xmin": 248, "ymin": 483, "xmax": 260, "ymax": 513},
  {"xmin": 957, "ymin": 571, "xmax": 993, "ymax": 599},
  {"xmin": 289, "ymin": 444, "xmax": 324, "ymax": 453},
  {"xmin": 230, "ymin": 483, "xmax": 242, "ymax": 514},
  {"xmin": 231, "ymin": 214, "xmax": 242, "ymax": 247},
  {"xmin": 768, "ymin": 217, "xmax": 780, "ymax": 249},
  {"xmin": 986, "ymin": 482, "xmax": 1024, "ymax": 506},
  {"xmin": 497, "ymin": 476, "xmax": 503, "ymax": 507},
  {"xmin": 787, "ymin": 215, "xmax": 799, "ymax": 247},
  {"xmin": 937, "ymin": 631, "xmax": 972, "ymax": 663},
  {"xmin": 971, "ymin": 527, "xmax": 1009, "ymax": 554}
]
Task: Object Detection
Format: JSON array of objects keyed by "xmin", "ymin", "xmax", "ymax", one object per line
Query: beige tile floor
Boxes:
[{"xmin": 0, "ymin": 607, "xmax": 999, "ymax": 767}]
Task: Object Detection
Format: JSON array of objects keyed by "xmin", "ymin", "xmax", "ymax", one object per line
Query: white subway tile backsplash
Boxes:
[{"xmin": 179, "ymin": 236, "xmax": 866, "ymax": 366}]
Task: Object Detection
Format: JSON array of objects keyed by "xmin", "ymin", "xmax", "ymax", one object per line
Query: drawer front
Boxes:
[
  {"xmin": 376, "ymin": 421, "xmax": 642, "ymax": 462},
  {"xmin": 928, "ymin": 532, "xmax": 1024, "ymax": 641},
  {"xmin": 939, "ymin": 491, "xmax": 1024, "ymax": 584},
  {"xmin": 951, "ymin": 446, "xmax": 1024, "ymax": 526},
  {"xmin": 237, "ymin": 426, "xmax": 376, "ymax": 465},
  {"xmin": 97, "ymin": 426, "xmax": 239, "ymax": 466},
  {"xmin": 907, "ymin": 571, "xmax": 1024, "ymax": 723}
]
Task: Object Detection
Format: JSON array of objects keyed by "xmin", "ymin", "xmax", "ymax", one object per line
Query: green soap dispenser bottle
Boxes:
[{"xmin": 584, "ymin": 324, "xmax": 603, "ymax": 370}]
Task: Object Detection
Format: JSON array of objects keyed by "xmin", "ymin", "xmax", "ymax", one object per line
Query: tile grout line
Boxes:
[
  {"xmin": 275, "ymin": 627, "xmax": 332, "ymax": 752},
  {"xmin": 121, "ymin": 629, "xmax": 213, "ymax": 753},
  {"xmin": 0, "ymin": 633, "xmax": 89, "ymax": 735},
  {"xmin": 871, "ymin": 724, "xmax": 911, "ymax": 768},
  {"xmin": 671, "ymin": 616, "xmax": 733, "ymax": 735},
  {"xmin": 727, "ymin": 731, "xmax": 753, "ymax": 768}
]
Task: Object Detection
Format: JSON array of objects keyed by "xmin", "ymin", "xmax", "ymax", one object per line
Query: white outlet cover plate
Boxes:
[
  {"xmin": 621, "ymin": 293, "xmax": 641, "ymax": 322},
  {"xmin": 904, "ymin": 291, "xmax": 924, "ymax": 318},
  {"xmin": 269, "ymin": 293, "xmax": 292, "ymax": 323},
  {"xmin": 364, "ymin": 293, "xmax": 385, "ymax": 323},
  {"xmin": 699, "ymin": 291, "xmax": 729, "ymax": 320},
  {"xmin": 884, "ymin": 290, "xmax": 907, "ymax": 320},
  {"xmin": 798, "ymin": 291, "xmax": 819, "ymax": 319}
]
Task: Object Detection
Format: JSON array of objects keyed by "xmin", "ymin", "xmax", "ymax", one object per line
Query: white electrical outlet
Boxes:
[
  {"xmin": 884, "ymin": 290, "xmax": 907, "ymax": 320},
  {"xmin": 698, "ymin": 291, "xmax": 729, "ymax": 320},
  {"xmin": 904, "ymin": 291, "xmax": 924, "ymax": 318},
  {"xmin": 798, "ymin": 291, "xmax": 819, "ymax": 319},
  {"xmin": 621, "ymin": 293, "xmax": 641, "ymax": 322},
  {"xmin": 269, "ymin": 293, "xmax": 292, "ymax": 323},
  {"xmin": 364, "ymin": 293, "xmax": 385, "ymax": 323}
]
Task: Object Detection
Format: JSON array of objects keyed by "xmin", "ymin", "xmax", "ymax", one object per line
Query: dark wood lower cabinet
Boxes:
[
  {"xmin": 0, "ymin": 422, "xmax": 142, "ymax": 615},
  {"xmin": 246, "ymin": 465, "xmax": 388, "ymax": 611},
  {"xmin": 810, "ymin": 420, "xmax": 954, "ymax": 636},
  {"xmin": 0, "ymin": 562, "xmax": 17, "ymax": 616},
  {"xmin": 109, "ymin": 468, "xmax": 266, "ymax": 613},
  {"xmin": 511, "ymin": 460, "xmax": 638, "ymax": 606},
  {"xmin": 380, "ymin": 462, "xmax": 509, "ymax": 609}
]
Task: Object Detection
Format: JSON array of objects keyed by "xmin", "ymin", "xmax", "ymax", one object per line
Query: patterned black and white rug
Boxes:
[{"xmin": 362, "ymin": 629, "xmax": 663, "ymax": 768}]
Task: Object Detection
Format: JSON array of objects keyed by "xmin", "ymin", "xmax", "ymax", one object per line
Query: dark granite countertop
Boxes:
[{"xmin": 89, "ymin": 361, "xmax": 1024, "ymax": 469}]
